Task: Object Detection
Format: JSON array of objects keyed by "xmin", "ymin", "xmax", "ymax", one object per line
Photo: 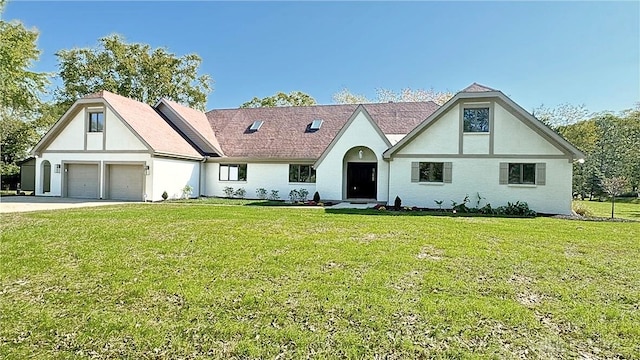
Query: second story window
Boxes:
[{"xmin": 89, "ymin": 112, "xmax": 104, "ymax": 132}]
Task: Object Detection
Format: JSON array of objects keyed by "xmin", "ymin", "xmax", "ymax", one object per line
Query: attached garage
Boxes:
[
  {"xmin": 107, "ymin": 164, "xmax": 144, "ymax": 201},
  {"xmin": 66, "ymin": 163, "xmax": 100, "ymax": 199}
]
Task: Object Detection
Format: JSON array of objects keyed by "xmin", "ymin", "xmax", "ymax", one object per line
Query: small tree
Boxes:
[
  {"xmin": 313, "ymin": 191, "xmax": 321, "ymax": 203},
  {"xmin": 601, "ymin": 176, "xmax": 628, "ymax": 219}
]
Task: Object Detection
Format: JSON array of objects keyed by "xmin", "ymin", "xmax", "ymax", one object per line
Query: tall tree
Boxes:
[
  {"xmin": 55, "ymin": 34, "xmax": 212, "ymax": 110},
  {"xmin": 332, "ymin": 88, "xmax": 369, "ymax": 104},
  {"xmin": 558, "ymin": 111, "xmax": 640, "ymax": 199},
  {"xmin": 532, "ymin": 103, "xmax": 589, "ymax": 128},
  {"xmin": 332, "ymin": 87, "xmax": 453, "ymax": 106},
  {"xmin": 240, "ymin": 91, "xmax": 316, "ymax": 108},
  {"xmin": 0, "ymin": 0, "xmax": 50, "ymax": 178}
]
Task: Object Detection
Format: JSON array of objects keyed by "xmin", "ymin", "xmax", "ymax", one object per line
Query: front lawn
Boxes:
[{"xmin": 1, "ymin": 203, "xmax": 639, "ymax": 358}]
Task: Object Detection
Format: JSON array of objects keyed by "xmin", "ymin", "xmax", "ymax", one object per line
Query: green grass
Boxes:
[
  {"xmin": 574, "ymin": 199, "xmax": 640, "ymax": 220},
  {"xmin": 1, "ymin": 203, "xmax": 639, "ymax": 359}
]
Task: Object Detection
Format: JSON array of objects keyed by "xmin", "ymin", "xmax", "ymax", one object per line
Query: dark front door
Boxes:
[{"xmin": 346, "ymin": 162, "xmax": 377, "ymax": 199}]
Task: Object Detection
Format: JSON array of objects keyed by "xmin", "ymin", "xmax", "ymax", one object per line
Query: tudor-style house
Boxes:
[{"xmin": 31, "ymin": 83, "xmax": 584, "ymax": 214}]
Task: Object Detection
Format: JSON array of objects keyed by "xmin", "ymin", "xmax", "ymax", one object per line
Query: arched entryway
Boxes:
[
  {"xmin": 343, "ymin": 146, "xmax": 377, "ymax": 199},
  {"xmin": 41, "ymin": 160, "xmax": 51, "ymax": 193}
]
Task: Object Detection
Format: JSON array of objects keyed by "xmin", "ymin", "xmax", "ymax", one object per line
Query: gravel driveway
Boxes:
[{"xmin": 0, "ymin": 196, "xmax": 129, "ymax": 213}]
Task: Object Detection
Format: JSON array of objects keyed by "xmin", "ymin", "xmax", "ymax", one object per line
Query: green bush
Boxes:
[
  {"xmin": 161, "ymin": 191, "xmax": 168, "ymax": 200},
  {"xmin": 495, "ymin": 201, "xmax": 536, "ymax": 217}
]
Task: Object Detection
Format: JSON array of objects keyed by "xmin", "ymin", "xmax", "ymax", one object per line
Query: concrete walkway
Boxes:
[
  {"xmin": 328, "ymin": 202, "xmax": 379, "ymax": 209},
  {"xmin": 0, "ymin": 196, "xmax": 128, "ymax": 213}
]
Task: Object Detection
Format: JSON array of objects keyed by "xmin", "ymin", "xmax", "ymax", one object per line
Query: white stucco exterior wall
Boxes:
[
  {"xmin": 105, "ymin": 106, "xmax": 148, "ymax": 151},
  {"xmin": 46, "ymin": 109, "xmax": 86, "ymax": 151},
  {"xmin": 315, "ymin": 111, "xmax": 391, "ymax": 202},
  {"xmin": 204, "ymin": 162, "xmax": 316, "ymax": 200},
  {"xmin": 493, "ymin": 104, "xmax": 565, "ymax": 155},
  {"xmin": 388, "ymin": 157, "xmax": 573, "ymax": 214},
  {"xmin": 151, "ymin": 157, "xmax": 201, "ymax": 201},
  {"xmin": 397, "ymin": 105, "xmax": 459, "ymax": 155}
]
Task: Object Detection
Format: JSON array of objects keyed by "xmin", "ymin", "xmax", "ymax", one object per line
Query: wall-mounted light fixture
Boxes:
[
  {"xmin": 144, "ymin": 165, "xmax": 150, "ymax": 175},
  {"xmin": 54, "ymin": 164, "xmax": 61, "ymax": 173}
]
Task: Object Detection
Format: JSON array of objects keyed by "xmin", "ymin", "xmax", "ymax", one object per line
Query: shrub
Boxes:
[
  {"xmin": 495, "ymin": 201, "xmax": 536, "ymax": 217},
  {"xmin": 299, "ymin": 188, "xmax": 309, "ymax": 202},
  {"xmin": 394, "ymin": 196, "xmax": 402, "ymax": 211},
  {"xmin": 269, "ymin": 190, "xmax": 280, "ymax": 201},
  {"xmin": 313, "ymin": 191, "xmax": 321, "ymax": 203},
  {"xmin": 256, "ymin": 188, "xmax": 267, "ymax": 200},
  {"xmin": 434, "ymin": 200, "xmax": 444, "ymax": 210},
  {"xmin": 378, "ymin": 206, "xmax": 386, "ymax": 211},
  {"xmin": 289, "ymin": 189, "xmax": 300, "ymax": 203},
  {"xmin": 161, "ymin": 191, "xmax": 168, "ymax": 200},
  {"xmin": 223, "ymin": 186, "xmax": 234, "ymax": 198},
  {"xmin": 572, "ymin": 202, "xmax": 593, "ymax": 217},
  {"xmin": 479, "ymin": 203, "xmax": 494, "ymax": 215},
  {"xmin": 234, "ymin": 188, "xmax": 246, "ymax": 199},
  {"xmin": 182, "ymin": 185, "xmax": 193, "ymax": 199}
]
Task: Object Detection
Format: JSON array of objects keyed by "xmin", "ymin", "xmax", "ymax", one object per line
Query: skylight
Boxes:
[
  {"xmin": 249, "ymin": 120, "xmax": 264, "ymax": 131},
  {"xmin": 310, "ymin": 119, "xmax": 323, "ymax": 130}
]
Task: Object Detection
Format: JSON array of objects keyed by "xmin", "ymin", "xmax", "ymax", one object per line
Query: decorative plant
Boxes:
[
  {"xmin": 234, "ymin": 188, "xmax": 246, "ymax": 199},
  {"xmin": 494, "ymin": 201, "xmax": 536, "ymax": 217},
  {"xmin": 289, "ymin": 189, "xmax": 301, "ymax": 203},
  {"xmin": 256, "ymin": 188, "xmax": 267, "ymax": 200},
  {"xmin": 313, "ymin": 191, "xmax": 321, "ymax": 203},
  {"xmin": 223, "ymin": 186, "xmax": 234, "ymax": 198},
  {"xmin": 394, "ymin": 196, "xmax": 402, "ymax": 210},
  {"xmin": 269, "ymin": 190, "xmax": 280, "ymax": 201},
  {"xmin": 434, "ymin": 200, "xmax": 444, "ymax": 210},
  {"xmin": 475, "ymin": 192, "xmax": 485, "ymax": 208},
  {"xmin": 161, "ymin": 191, "xmax": 168, "ymax": 200},
  {"xmin": 298, "ymin": 188, "xmax": 309, "ymax": 202},
  {"xmin": 181, "ymin": 184, "xmax": 193, "ymax": 199},
  {"xmin": 452, "ymin": 194, "xmax": 470, "ymax": 213}
]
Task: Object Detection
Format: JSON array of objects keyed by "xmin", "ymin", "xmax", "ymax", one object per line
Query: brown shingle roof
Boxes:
[
  {"xmin": 206, "ymin": 102, "xmax": 439, "ymax": 158},
  {"xmin": 160, "ymin": 99, "xmax": 223, "ymax": 155},
  {"xmin": 461, "ymin": 82, "xmax": 497, "ymax": 92},
  {"xmin": 92, "ymin": 91, "xmax": 201, "ymax": 158}
]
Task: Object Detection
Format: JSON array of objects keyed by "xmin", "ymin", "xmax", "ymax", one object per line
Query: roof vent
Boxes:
[
  {"xmin": 310, "ymin": 119, "xmax": 323, "ymax": 130},
  {"xmin": 249, "ymin": 120, "xmax": 264, "ymax": 131}
]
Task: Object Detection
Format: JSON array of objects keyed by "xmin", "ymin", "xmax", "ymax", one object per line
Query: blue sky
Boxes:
[{"xmin": 4, "ymin": 1, "xmax": 639, "ymax": 113}]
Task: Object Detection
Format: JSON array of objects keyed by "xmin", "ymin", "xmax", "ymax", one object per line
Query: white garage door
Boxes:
[
  {"xmin": 109, "ymin": 164, "xmax": 143, "ymax": 201},
  {"xmin": 67, "ymin": 164, "xmax": 99, "ymax": 199}
]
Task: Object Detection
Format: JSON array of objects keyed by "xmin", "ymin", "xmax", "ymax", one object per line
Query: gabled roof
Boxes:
[
  {"xmin": 205, "ymin": 102, "xmax": 438, "ymax": 159},
  {"xmin": 156, "ymin": 98, "xmax": 224, "ymax": 156},
  {"xmin": 314, "ymin": 105, "xmax": 392, "ymax": 168},
  {"xmin": 383, "ymin": 87, "xmax": 585, "ymax": 159},
  {"xmin": 33, "ymin": 91, "xmax": 202, "ymax": 159}
]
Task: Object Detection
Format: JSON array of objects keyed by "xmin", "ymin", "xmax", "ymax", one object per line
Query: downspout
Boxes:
[
  {"xmin": 200, "ymin": 156, "xmax": 209, "ymax": 197},
  {"xmin": 387, "ymin": 157, "xmax": 391, "ymax": 206}
]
